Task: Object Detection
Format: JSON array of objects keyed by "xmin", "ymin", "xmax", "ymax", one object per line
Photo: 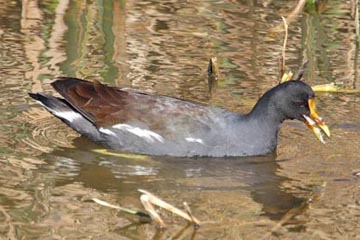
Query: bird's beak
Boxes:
[{"xmin": 303, "ymin": 98, "xmax": 330, "ymax": 143}]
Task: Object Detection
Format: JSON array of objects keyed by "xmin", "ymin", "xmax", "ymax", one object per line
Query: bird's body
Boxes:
[{"xmin": 29, "ymin": 78, "xmax": 330, "ymax": 157}]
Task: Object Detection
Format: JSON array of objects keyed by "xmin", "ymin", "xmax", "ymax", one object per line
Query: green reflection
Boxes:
[{"xmin": 61, "ymin": 0, "xmax": 119, "ymax": 82}]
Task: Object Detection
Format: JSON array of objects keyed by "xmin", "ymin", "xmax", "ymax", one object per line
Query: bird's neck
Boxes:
[{"xmin": 247, "ymin": 92, "xmax": 287, "ymax": 126}]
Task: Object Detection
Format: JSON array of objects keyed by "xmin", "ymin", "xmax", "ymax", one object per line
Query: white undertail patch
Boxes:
[
  {"xmin": 35, "ymin": 100, "xmax": 82, "ymax": 123},
  {"xmin": 52, "ymin": 111, "xmax": 83, "ymax": 123}
]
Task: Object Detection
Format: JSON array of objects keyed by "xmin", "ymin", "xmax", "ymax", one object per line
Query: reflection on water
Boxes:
[
  {"xmin": 1, "ymin": 0, "xmax": 360, "ymax": 239},
  {"xmin": 38, "ymin": 142, "xmax": 312, "ymax": 237}
]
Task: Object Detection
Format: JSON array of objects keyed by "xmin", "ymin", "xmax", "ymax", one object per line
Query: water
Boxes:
[{"xmin": 1, "ymin": 0, "xmax": 360, "ymax": 239}]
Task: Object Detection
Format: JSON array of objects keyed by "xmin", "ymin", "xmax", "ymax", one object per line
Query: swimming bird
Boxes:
[{"xmin": 28, "ymin": 77, "xmax": 330, "ymax": 157}]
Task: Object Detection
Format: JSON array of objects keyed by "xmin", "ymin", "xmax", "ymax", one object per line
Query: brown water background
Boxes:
[{"xmin": 0, "ymin": 0, "xmax": 360, "ymax": 239}]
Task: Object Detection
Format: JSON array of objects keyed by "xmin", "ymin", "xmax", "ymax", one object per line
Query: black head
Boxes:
[
  {"xmin": 250, "ymin": 80, "xmax": 330, "ymax": 143},
  {"xmin": 271, "ymin": 80, "xmax": 315, "ymax": 122},
  {"xmin": 251, "ymin": 80, "xmax": 314, "ymax": 122}
]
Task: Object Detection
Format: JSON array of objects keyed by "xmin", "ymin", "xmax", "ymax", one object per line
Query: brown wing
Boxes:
[{"xmin": 51, "ymin": 78, "xmax": 217, "ymax": 137}]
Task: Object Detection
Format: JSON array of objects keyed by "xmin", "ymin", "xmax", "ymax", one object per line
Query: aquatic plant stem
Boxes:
[
  {"xmin": 92, "ymin": 198, "xmax": 151, "ymax": 220},
  {"xmin": 138, "ymin": 189, "xmax": 201, "ymax": 226},
  {"xmin": 279, "ymin": 16, "xmax": 288, "ymax": 82}
]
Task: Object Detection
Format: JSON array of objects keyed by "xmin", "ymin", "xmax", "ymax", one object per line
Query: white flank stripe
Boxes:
[
  {"xmin": 99, "ymin": 127, "xmax": 117, "ymax": 137},
  {"xmin": 112, "ymin": 124, "xmax": 164, "ymax": 143},
  {"xmin": 185, "ymin": 137, "xmax": 204, "ymax": 144}
]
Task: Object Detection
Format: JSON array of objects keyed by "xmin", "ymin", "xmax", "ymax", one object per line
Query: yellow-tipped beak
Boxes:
[{"xmin": 303, "ymin": 98, "xmax": 330, "ymax": 143}]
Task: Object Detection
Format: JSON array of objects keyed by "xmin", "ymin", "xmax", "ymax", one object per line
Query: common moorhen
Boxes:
[{"xmin": 29, "ymin": 78, "xmax": 330, "ymax": 157}]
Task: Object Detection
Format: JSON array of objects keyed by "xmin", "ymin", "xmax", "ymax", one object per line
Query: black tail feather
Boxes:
[
  {"xmin": 28, "ymin": 92, "xmax": 102, "ymax": 142},
  {"xmin": 28, "ymin": 92, "xmax": 72, "ymax": 113}
]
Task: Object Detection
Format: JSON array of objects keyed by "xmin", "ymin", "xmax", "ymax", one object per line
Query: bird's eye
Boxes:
[{"xmin": 294, "ymin": 101, "xmax": 305, "ymax": 108}]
